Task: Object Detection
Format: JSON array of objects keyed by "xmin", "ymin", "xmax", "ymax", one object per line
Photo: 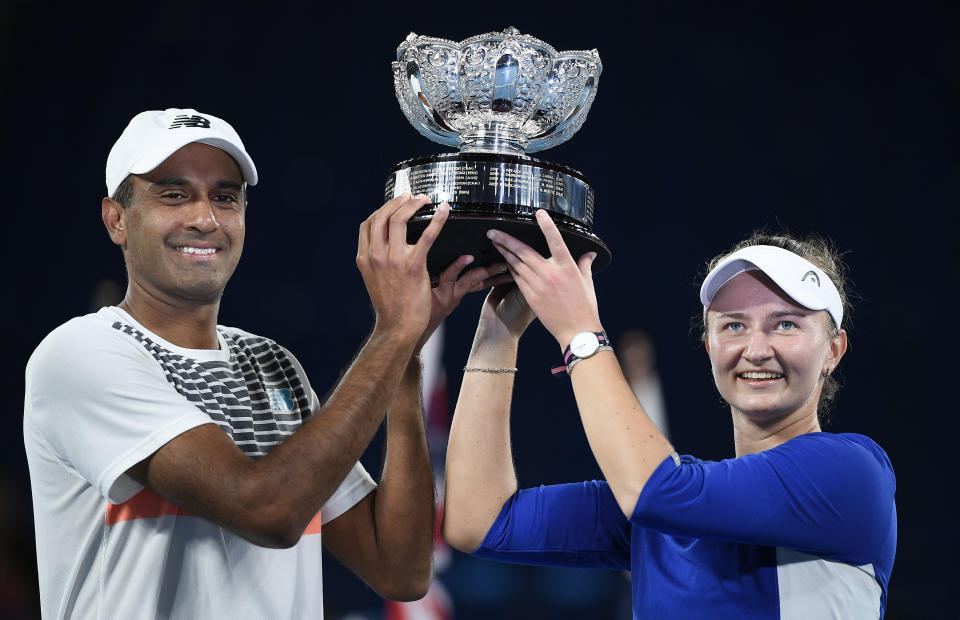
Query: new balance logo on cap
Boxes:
[
  {"xmin": 801, "ymin": 270, "xmax": 821, "ymax": 286},
  {"xmin": 169, "ymin": 114, "xmax": 211, "ymax": 129}
]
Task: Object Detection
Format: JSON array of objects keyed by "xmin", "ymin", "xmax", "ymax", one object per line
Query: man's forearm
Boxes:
[
  {"xmin": 129, "ymin": 325, "xmax": 421, "ymax": 550},
  {"xmin": 250, "ymin": 327, "xmax": 420, "ymax": 540},
  {"xmin": 369, "ymin": 357, "xmax": 435, "ymax": 593}
]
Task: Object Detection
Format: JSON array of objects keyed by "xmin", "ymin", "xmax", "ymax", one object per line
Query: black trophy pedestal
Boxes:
[
  {"xmin": 386, "ymin": 152, "xmax": 612, "ymax": 281},
  {"xmin": 405, "ymin": 209, "xmax": 612, "ymax": 281}
]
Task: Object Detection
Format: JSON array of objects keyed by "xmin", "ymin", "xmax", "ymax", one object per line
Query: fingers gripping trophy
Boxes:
[{"xmin": 386, "ymin": 27, "xmax": 612, "ymax": 279}]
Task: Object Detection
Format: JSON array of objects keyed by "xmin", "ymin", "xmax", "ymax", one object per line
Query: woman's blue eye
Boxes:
[
  {"xmin": 778, "ymin": 320, "xmax": 796, "ymax": 330},
  {"xmin": 725, "ymin": 322, "xmax": 744, "ymax": 331}
]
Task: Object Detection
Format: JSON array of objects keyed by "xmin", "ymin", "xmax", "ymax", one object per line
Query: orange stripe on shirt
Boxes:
[
  {"xmin": 107, "ymin": 488, "xmax": 323, "ymax": 535},
  {"xmin": 106, "ymin": 488, "xmax": 191, "ymax": 524},
  {"xmin": 303, "ymin": 509, "xmax": 323, "ymax": 535}
]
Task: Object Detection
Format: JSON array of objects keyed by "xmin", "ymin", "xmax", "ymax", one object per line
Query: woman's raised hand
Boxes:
[{"xmin": 486, "ymin": 209, "xmax": 603, "ymax": 349}]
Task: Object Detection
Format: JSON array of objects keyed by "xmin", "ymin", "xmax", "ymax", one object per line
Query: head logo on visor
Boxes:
[
  {"xmin": 700, "ymin": 245, "xmax": 843, "ymax": 328},
  {"xmin": 801, "ymin": 270, "xmax": 820, "ymax": 286}
]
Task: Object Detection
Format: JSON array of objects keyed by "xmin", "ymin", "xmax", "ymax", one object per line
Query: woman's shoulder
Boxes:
[
  {"xmin": 785, "ymin": 431, "xmax": 890, "ymax": 461},
  {"xmin": 778, "ymin": 431, "xmax": 895, "ymax": 487}
]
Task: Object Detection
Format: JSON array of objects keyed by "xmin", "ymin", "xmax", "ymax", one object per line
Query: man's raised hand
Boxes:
[
  {"xmin": 419, "ymin": 253, "xmax": 512, "ymax": 351},
  {"xmin": 357, "ymin": 194, "xmax": 448, "ymax": 341}
]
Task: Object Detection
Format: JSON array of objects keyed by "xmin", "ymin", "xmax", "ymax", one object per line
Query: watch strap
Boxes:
[
  {"xmin": 566, "ymin": 345, "xmax": 613, "ymax": 373},
  {"xmin": 551, "ymin": 330, "xmax": 611, "ymax": 376}
]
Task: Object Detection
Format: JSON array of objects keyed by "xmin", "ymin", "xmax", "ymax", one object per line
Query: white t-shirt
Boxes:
[{"xmin": 23, "ymin": 307, "xmax": 376, "ymax": 619}]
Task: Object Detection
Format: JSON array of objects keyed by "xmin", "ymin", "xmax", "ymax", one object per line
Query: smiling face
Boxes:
[
  {"xmin": 104, "ymin": 142, "xmax": 246, "ymax": 306},
  {"xmin": 705, "ymin": 270, "xmax": 846, "ymax": 425}
]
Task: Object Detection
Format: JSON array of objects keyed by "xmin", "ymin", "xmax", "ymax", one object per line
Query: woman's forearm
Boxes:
[
  {"xmin": 568, "ymin": 351, "xmax": 676, "ymax": 517},
  {"xmin": 443, "ymin": 334, "xmax": 520, "ymax": 552}
]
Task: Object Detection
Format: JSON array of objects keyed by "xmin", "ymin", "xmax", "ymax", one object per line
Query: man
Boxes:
[{"xmin": 23, "ymin": 108, "xmax": 504, "ymax": 618}]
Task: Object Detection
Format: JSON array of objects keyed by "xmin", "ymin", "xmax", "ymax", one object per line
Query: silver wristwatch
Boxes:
[{"xmin": 551, "ymin": 330, "xmax": 612, "ymax": 375}]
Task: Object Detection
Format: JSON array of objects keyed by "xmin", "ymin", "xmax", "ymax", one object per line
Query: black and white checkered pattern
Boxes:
[{"xmin": 112, "ymin": 322, "xmax": 312, "ymax": 458}]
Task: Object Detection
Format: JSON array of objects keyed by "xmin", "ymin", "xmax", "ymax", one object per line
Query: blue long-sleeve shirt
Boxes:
[{"xmin": 474, "ymin": 432, "xmax": 896, "ymax": 618}]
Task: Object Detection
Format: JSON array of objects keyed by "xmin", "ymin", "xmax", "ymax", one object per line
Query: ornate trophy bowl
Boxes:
[{"xmin": 386, "ymin": 27, "xmax": 611, "ymax": 279}]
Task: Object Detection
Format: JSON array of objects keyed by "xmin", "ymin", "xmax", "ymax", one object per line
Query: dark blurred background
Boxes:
[{"xmin": 1, "ymin": 1, "xmax": 955, "ymax": 618}]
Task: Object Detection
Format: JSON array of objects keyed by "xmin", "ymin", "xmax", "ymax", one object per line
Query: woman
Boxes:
[{"xmin": 443, "ymin": 210, "xmax": 896, "ymax": 618}]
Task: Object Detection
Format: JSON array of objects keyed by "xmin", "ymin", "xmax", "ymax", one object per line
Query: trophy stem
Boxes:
[{"xmin": 459, "ymin": 123, "xmax": 527, "ymax": 155}]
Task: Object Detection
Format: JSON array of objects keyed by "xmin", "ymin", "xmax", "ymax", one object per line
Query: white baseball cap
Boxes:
[
  {"xmin": 105, "ymin": 108, "xmax": 258, "ymax": 196},
  {"xmin": 700, "ymin": 244, "xmax": 843, "ymax": 328}
]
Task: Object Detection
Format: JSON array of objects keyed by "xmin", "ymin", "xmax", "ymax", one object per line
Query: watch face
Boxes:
[{"xmin": 570, "ymin": 331, "xmax": 601, "ymax": 357}]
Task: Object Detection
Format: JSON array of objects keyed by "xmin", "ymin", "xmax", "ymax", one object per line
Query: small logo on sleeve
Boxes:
[
  {"xmin": 267, "ymin": 388, "xmax": 295, "ymax": 412},
  {"xmin": 169, "ymin": 114, "xmax": 211, "ymax": 129},
  {"xmin": 801, "ymin": 270, "xmax": 821, "ymax": 286}
]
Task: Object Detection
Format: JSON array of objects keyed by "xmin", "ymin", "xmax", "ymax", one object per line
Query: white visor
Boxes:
[{"xmin": 700, "ymin": 245, "xmax": 843, "ymax": 328}]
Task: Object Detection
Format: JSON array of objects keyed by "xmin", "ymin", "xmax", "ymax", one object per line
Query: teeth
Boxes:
[
  {"xmin": 741, "ymin": 372, "xmax": 783, "ymax": 380},
  {"xmin": 177, "ymin": 246, "xmax": 216, "ymax": 255}
]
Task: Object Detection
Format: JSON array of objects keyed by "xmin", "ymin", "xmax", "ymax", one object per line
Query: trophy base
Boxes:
[
  {"xmin": 386, "ymin": 152, "xmax": 612, "ymax": 281},
  {"xmin": 405, "ymin": 206, "xmax": 612, "ymax": 281}
]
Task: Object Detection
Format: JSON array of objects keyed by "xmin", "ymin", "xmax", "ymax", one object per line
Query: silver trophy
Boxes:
[{"xmin": 386, "ymin": 27, "xmax": 611, "ymax": 279}]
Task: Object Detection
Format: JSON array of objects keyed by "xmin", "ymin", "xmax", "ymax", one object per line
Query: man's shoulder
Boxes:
[
  {"xmin": 217, "ymin": 324, "xmax": 265, "ymax": 341},
  {"xmin": 30, "ymin": 309, "xmax": 123, "ymax": 363},
  {"xmin": 25, "ymin": 309, "xmax": 152, "ymax": 430},
  {"xmin": 217, "ymin": 324, "xmax": 288, "ymax": 351}
]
